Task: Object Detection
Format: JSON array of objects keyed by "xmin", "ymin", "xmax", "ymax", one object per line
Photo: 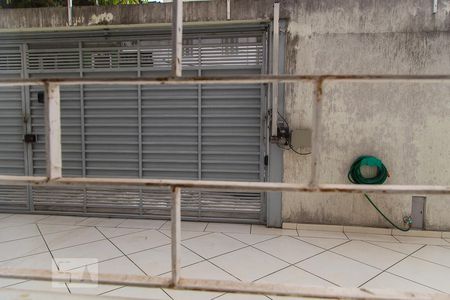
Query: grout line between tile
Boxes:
[
  {"xmin": 65, "ymin": 282, "xmax": 71, "ymax": 294},
  {"xmin": 97, "ymin": 227, "xmax": 149, "ymax": 239},
  {"xmin": 222, "ymin": 232, "xmax": 280, "ymax": 246},
  {"xmin": 0, "ymin": 234, "xmax": 42, "ymax": 245},
  {"xmin": 383, "ymin": 270, "xmax": 447, "ymax": 294},
  {"xmin": 356, "ymin": 244, "xmax": 427, "ymax": 289},
  {"xmin": 36, "ymin": 223, "xmax": 72, "ymax": 294},
  {"xmin": 48, "ymin": 237, "xmax": 107, "ymax": 252},
  {"xmin": 292, "ymin": 235, "xmax": 349, "ymax": 252},
  {"xmin": 157, "ymin": 229, "xmax": 213, "ymax": 242},
  {"xmin": 114, "ymin": 218, "xmax": 129, "ymax": 228},
  {"xmin": 36, "ymin": 223, "xmax": 61, "ymax": 272},
  {"xmin": 0, "ymin": 250, "xmax": 50, "ymax": 265},
  {"xmin": 161, "ymin": 288, "xmax": 175, "ymax": 300},
  {"xmin": 97, "ymin": 285, "xmax": 126, "ymax": 296},
  {"xmin": 94, "ymin": 226, "xmax": 149, "ymax": 276},
  {"xmin": 364, "ymin": 240, "xmax": 420, "ymax": 255},
  {"xmin": 0, "ymin": 279, "xmax": 28, "ymax": 289},
  {"xmin": 180, "ymin": 243, "xmax": 244, "ymax": 281}
]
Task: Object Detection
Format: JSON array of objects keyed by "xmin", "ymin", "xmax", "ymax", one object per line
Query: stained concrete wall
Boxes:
[
  {"xmin": 282, "ymin": 0, "xmax": 450, "ymax": 230},
  {"xmin": 1, "ymin": 0, "xmax": 449, "ymax": 230}
]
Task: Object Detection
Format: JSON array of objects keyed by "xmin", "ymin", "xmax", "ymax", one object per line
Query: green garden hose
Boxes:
[{"xmin": 348, "ymin": 156, "xmax": 412, "ymax": 232}]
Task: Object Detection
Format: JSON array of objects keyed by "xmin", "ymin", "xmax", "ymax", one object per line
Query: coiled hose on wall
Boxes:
[{"xmin": 348, "ymin": 156, "xmax": 412, "ymax": 232}]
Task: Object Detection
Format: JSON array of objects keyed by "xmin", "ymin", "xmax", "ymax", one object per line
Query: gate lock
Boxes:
[{"xmin": 24, "ymin": 134, "xmax": 37, "ymax": 144}]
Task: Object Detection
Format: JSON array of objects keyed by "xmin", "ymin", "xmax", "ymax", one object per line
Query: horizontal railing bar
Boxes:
[
  {"xmin": 2, "ymin": 74, "xmax": 450, "ymax": 86},
  {"xmin": 0, "ymin": 175, "xmax": 449, "ymax": 194},
  {"xmin": 0, "ymin": 268, "xmax": 441, "ymax": 300}
]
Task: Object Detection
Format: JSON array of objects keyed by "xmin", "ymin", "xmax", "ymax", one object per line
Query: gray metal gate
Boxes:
[{"xmin": 0, "ymin": 25, "xmax": 268, "ymax": 223}]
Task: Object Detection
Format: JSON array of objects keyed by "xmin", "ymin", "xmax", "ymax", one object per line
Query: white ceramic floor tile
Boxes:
[
  {"xmin": 0, "ymin": 278, "xmax": 24, "ymax": 288},
  {"xmin": 102, "ymin": 286, "xmax": 171, "ymax": 299},
  {"xmin": 182, "ymin": 232, "xmax": 246, "ymax": 259},
  {"xmin": 52, "ymin": 240, "xmax": 123, "ymax": 270},
  {"xmin": 297, "ymin": 230, "xmax": 348, "ymax": 239},
  {"xmin": 216, "ymin": 293, "xmax": 270, "ymax": 300},
  {"xmin": 251, "ymin": 225, "xmax": 297, "ymax": 236},
  {"xmin": 225, "ymin": 233, "xmax": 277, "ymax": 245},
  {"xmin": 118, "ymin": 219, "xmax": 167, "ymax": 230},
  {"xmin": 37, "ymin": 215, "xmax": 88, "ymax": 225},
  {"xmin": 412, "ymin": 245, "xmax": 450, "ymax": 268},
  {"xmin": 361, "ymin": 272, "xmax": 441, "ymax": 294},
  {"xmin": 76, "ymin": 217, "xmax": 126, "ymax": 228},
  {"xmin": 254, "ymin": 236, "xmax": 322, "ymax": 263},
  {"xmin": 0, "ymin": 252, "xmax": 56, "ymax": 271},
  {"xmin": 38, "ymin": 224, "xmax": 84, "ymax": 235},
  {"xmin": 331, "ymin": 240, "xmax": 407, "ymax": 269},
  {"xmin": 129, "ymin": 244, "xmax": 203, "ymax": 276},
  {"xmin": 110, "ymin": 230, "xmax": 171, "ymax": 254},
  {"xmin": 394, "ymin": 235, "xmax": 449, "ymax": 246},
  {"xmin": 345, "ymin": 232, "xmax": 398, "ymax": 242},
  {"xmin": 159, "ymin": 229, "xmax": 210, "ymax": 241},
  {"xmin": 257, "ymin": 265, "xmax": 335, "ymax": 287},
  {"xmin": 0, "ymin": 214, "xmax": 49, "ymax": 228},
  {"xmin": 388, "ymin": 256, "xmax": 450, "ymax": 293},
  {"xmin": 8, "ymin": 280, "xmax": 68, "ymax": 293},
  {"xmin": 0, "ymin": 223, "xmax": 40, "ymax": 243},
  {"xmin": 178, "ymin": 261, "xmax": 238, "ymax": 281},
  {"xmin": 164, "ymin": 288, "xmax": 221, "ymax": 300},
  {"xmin": 43, "ymin": 227, "xmax": 105, "ymax": 250},
  {"xmin": 367, "ymin": 241, "xmax": 423, "ymax": 255},
  {"xmin": 72, "ymin": 256, "xmax": 145, "ymax": 276},
  {"xmin": 296, "ymin": 251, "xmax": 380, "ymax": 287},
  {"xmin": 68, "ymin": 283, "xmax": 120, "ymax": 296},
  {"xmin": 296, "ymin": 237, "xmax": 349, "ymax": 250},
  {"xmin": 160, "ymin": 221, "xmax": 208, "ymax": 232},
  {"xmin": 97, "ymin": 227, "xmax": 145, "ymax": 239},
  {"xmin": 205, "ymin": 223, "xmax": 251, "ymax": 234},
  {"xmin": 0, "ymin": 214, "xmax": 12, "ymax": 220},
  {"xmin": 210, "ymin": 247, "xmax": 288, "ymax": 282},
  {"xmin": 0, "ymin": 236, "xmax": 47, "ymax": 262}
]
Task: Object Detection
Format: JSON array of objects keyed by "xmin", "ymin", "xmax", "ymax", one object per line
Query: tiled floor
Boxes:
[{"xmin": 0, "ymin": 214, "xmax": 449, "ymax": 299}]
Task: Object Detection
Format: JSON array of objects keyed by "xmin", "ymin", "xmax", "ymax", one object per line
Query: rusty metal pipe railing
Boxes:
[{"xmin": 0, "ymin": 75, "xmax": 450, "ymax": 300}]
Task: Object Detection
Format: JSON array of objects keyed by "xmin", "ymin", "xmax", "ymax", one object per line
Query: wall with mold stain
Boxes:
[
  {"xmin": 0, "ymin": 0, "xmax": 449, "ymax": 230},
  {"xmin": 282, "ymin": 0, "xmax": 450, "ymax": 230}
]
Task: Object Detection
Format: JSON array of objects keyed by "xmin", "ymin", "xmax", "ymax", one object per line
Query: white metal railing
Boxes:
[
  {"xmin": 0, "ymin": 74, "xmax": 449, "ymax": 300},
  {"xmin": 0, "ymin": 1, "xmax": 449, "ymax": 299}
]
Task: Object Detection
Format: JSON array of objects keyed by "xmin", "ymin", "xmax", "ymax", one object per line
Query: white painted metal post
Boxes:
[
  {"xmin": 226, "ymin": 0, "xmax": 231, "ymax": 20},
  {"xmin": 271, "ymin": 2, "xmax": 280, "ymax": 137},
  {"xmin": 171, "ymin": 186, "xmax": 182, "ymax": 286},
  {"xmin": 433, "ymin": 0, "xmax": 438, "ymax": 13},
  {"xmin": 309, "ymin": 79, "xmax": 322, "ymax": 187},
  {"xmin": 66, "ymin": 0, "xmax": 73, "ymax": 26},
  {"xmin": 172, "ymin": 0, "xmax": 183, "ymax": 77},
  {"xmin": 44, "ymin": 83, "xmax": 62, "ymax": 180}
]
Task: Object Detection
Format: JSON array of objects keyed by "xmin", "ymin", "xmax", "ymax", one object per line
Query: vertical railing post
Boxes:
[
  {"xmin": 270, "ymin": 1, "xmax": 280, "ymax": 138},
  {"xmin": 171, "ymin": 186, "xmax": 182, "ymax": 286},
  {"xmin": 66, "ymin": 0, "xmax": 73, "ymax": 26},
  {"xmin": 172, "ymin": 0, "xmax": 183, "ymax": 77},
  {"xmin": 44, "ymin": 82, "xmax": 62, "ymax": 180},
  {"xmin": 309, "ymin": 78, "xmax": 323, "ymax": 187}
]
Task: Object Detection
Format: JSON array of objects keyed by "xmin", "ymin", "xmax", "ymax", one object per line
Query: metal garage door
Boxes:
[
  {"xmin": 0, "ymin": 25, "xmax": 268, "ymax": 223},
  {"xmin": 0, "ymin": 45, "xmax": 29, "ymax": 211}
]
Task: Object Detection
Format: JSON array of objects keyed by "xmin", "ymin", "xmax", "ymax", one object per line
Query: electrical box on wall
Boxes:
[{"xmin": 290, "ymin": 128, "xmax": 312, "ymax": 149}]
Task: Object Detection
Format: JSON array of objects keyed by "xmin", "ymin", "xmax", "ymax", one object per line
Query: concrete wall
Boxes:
[
  {"xmin": 1, "ymin": 0, "xmax": 449, "ymax": 230},
  {"xmin": 283, "ymin": 0, "xmax": 450, "ymax": 230}
]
